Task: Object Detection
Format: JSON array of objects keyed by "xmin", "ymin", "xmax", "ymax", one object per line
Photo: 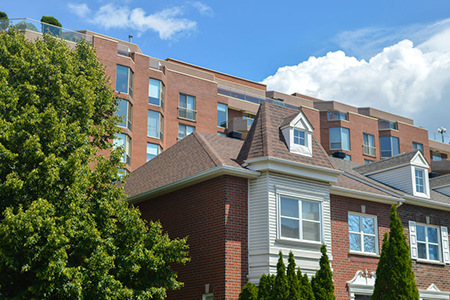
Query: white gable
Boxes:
[
  {"xmin": 280, "ymin": 111, "xmax": 313, "ymax": 157},
  {"xmin": 411, "ymin": 151, "xmax": 429, "ymax": 168}
]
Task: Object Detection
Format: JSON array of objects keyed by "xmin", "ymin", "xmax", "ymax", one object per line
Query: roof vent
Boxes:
[
  {"xmin": 429, "ymin": 172, "xmax": 439, "ymax": 178},
  {"xmin": 331, "ymin": 151, "xmax": 346, "ymax": 159},
  {"xmin": 227, "ymin": 131, "xmax": 242, "ymax": 140}
]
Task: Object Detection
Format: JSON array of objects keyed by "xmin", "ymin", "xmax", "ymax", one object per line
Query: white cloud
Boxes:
[
  {"xmin": 69, "ymin": 3, "xmax": 197, "ymax": 40},
  {"xmin": 67, "ymin": 3, "xmax": 91, "ymax": 18},
  {"xmin": 190, "ymin": 2, "xmax": 214, "ymax": 17},
  {"xmin": 262, "ymin": 21, "xmax": 450, "ymax": 131}
]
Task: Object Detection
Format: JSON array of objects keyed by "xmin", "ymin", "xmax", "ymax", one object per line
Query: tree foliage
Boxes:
[
  {"xmin": 372, "ymin": 205, "xmax": 419, "ymax": 299},
  {"xmin": 257, "ymin": 274, "xmax": 275, "ymax": 300},
  {"xmin": 40, "ymin": 15, "xmax": 62, "ymax": 27},
  {"xmin": 272, "ymin": 251, "xmax": 289, "ymax": 299},
  {"xmin": 0, "ymin": 29, "xmax": 189, "ymax": 299},
  {"xmin": 311, "ymin": 245, "xmax": 335, "ymax": 300},
  {"xmin": 0, "ymin": 11, "xmax": 7, "ymax": 19},
  {"xmin": 287, "ymin": 252, "xmax": 301, "ymax": 299},
  {"xmin": 298, "ymin": 268, "xmax": 314, "ymax": 300},
  {"xmin": 239, "ymin": 282, "xmax": 258, "ymax": 300}
]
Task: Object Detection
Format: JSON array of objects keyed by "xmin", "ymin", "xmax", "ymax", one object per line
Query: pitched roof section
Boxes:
[
  {"xmin": 430, "ymin": 173, "xmax": 450, "ymax": 188},
  {"xmin": 237, "ymin": 102, "xmax": 335, "ymax": 169},
  {"xmin": 354, "ymin": 151, "xmax": 420, "ymax": 174},
  {"xmin": 124, "ymin": 131, "xmax": 244, "ymax": 198}
]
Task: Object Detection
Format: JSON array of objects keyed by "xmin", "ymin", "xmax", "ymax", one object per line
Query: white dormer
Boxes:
[
  {"xmin": 280, "ymin": 111, "xmax": 313, "ymax": 157},
  {"xmin": 362, "ymin": 151, "xmax": 430, "ymax": 199}
]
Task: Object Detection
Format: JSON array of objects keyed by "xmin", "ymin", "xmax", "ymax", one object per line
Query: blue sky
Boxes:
[{"xmin": 4, "ymin": 1, "xmax": 450, "ymax": 134}]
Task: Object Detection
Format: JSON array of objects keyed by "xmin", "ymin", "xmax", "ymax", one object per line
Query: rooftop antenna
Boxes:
[{"xmin": 128, "ymin": 35, "xmax": 133, "ymax": 43}]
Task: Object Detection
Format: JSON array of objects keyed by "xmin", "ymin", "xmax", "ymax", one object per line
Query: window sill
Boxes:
[
  {"xmin": 275, "ymin": 238, "xmax": 322, "ymax": 248},
  {"xmin": 363, "ymin": 153, "xmax": 376, "ymax": 158},
  {"xmin": 348, "ymin": 251, "xmax": 379, "ymax": 258},
  {"xmin": 415, "ymin": 259, "xmax": 446, "ymax": 266},
  {"xmin": 177, "ymin": 116, "xmax": 197, "ymax": 123}
]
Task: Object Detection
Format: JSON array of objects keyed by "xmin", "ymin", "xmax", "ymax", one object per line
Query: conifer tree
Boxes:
[
  {"xmin": 239, "ymin": 282, "xmax": 258, "ymax": 300},
  {"xmin": 258, "ymin": 274, "xmax": 275, "ymax": 300},
  {"xmin": 0, "ymin": 29, "xmax": 188, "ymax": 299},
  {"xmin": 311, "ymin": 245, "xmax": 336, "ymax": 300},
  {"xmin": 372, "ymin": 205, "xmax": 419, "ymax": 299},
  {"xmin": 272, "ymin": 251, "xmax": 289, "ymax": 299},
  {"xmin": 298, "ymin": 269, "xmax": 315, "ymax": 300},
  {"xmin": 287, "ymin": 252, "xmax": 301, "ymax": 299}
]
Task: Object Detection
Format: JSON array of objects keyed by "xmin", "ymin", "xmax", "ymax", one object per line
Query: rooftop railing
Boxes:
[
  {"xmin": 218, "ymin": 86, "xmax": 299, "ymax": 110},
  {"xmin": 1, "ymin": 18, "xmax": 93, "ymax": 44},
  {"xmin": 429, "ymin": 131, "xmax": 450, "ymax": 144}
]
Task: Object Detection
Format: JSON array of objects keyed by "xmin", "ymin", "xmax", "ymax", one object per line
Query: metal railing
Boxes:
[
  {"xmin": 363, "ymin": 145, "xmax": 376, "ymax": 157},
  {"xmin": 178, "ymin": 107, "xmax": 197, "ymax": 121},
  {"xmin": 378, "ymin": 120, "xmax": 398, "ymax": 130},
  {"xmin": 218, "ymin": 86, "xmax": 299, "ymax": 110},
  {"xmin": 2, "ymin": 18, "xmax": 93, "ymax": 44}
]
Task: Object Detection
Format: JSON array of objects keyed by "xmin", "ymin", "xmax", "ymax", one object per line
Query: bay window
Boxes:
[
  {"xmin": 149, "ymin": 78, "xmax": 164, "ymax": 109},
  {"xmin": 116, "ymin": 65, "xmax": 133, "ymax": 97},
  {"xmin": 148, "ymin": 110, "xmax": 164, "ymax": 141}
]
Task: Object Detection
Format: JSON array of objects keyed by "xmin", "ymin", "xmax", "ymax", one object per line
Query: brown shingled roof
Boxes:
[
  {"xmin": 354, "ymin": 150, "xmax": 421, "ymax": 174},
  {"xmin": 237, "ymin": 102, "xmax": 335, "ymax": 169},
  {"xmin": 124, "ymin": 131, "xmax": 244, "ymax": 198}
]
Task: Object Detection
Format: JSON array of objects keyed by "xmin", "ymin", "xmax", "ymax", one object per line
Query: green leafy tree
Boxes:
[
  {"xmin": 287, "ymin": 252, "xmax": 301, "ymax": 299},
  {"xmin": 239, "ymin": 282, "xmax": 258, "ymax": 300},
  {"xmin": 0, "ymin": 11, "xmax": 8, "ymax": 31},
  {"xmin": 0, "ymin": 11, "xmax": 7, "ymax": 19},
  {"xmin": 372, "ymin": 205, "xmax": 419, "ymax": 299},
  {"xmin": 272, "ymin": 251, "xmax": 289, "ymax": 300},
  {"xmin": 257, "ymin": 274, "xmax": 275, "ymax": 300},
  {"xmin": 298, "ymin": 269, "xmax": 314, "ymax": 300},
  {"xmin": 0, "ymin": 29, "xmax": 189, "ymax": 299},
  {"xmin": 311, "ymin": 245, "xmax": 336, "ymax": 300}
]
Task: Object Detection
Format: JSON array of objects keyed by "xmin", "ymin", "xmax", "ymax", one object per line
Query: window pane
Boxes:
[
  {"xmin": 428, "ymin": 227, "xmax": 438, "ymax": 243},
  {"xmin": 342, "ymin": 128, "xmax": 350, "ymax": 150},
  {"xmin": 302, "ymin": 201, "xmax": 319, "ymax": 221},
  {"xmin": 294, "ymin": 130, "xmax": 306, "ymax": 146},
  {"xmin": 302, "ymin": 221, "xmax": 320, "ymax": 241},
  {"xmin": 392, "ymin": 137, "xmax": 399, "ymax": 156},
  {"xmin": 348, "ymin": 215, "xmax": 360, "ymax": 232},
  {"xmin": 116, "ymin": 65, "xmax": 129, "ymax": 94},
  {"xmin": 349, "ymin": 233, "xmax": 361, "ymax": 251},
  {"xmin": 149, "ymin": 78, "xmax": 161, "ymax": 106},
  {"xmin": 363, "ymin": 217, "xmax": 375, "ymax": 234},
  {"xmin": 117, "ymin": 99, "xmax": 127, "ymax": 128},
  {"xmin": 281, "ymin": 218, "xmax": 299, "ymax": 239},
  {"xmin": 147, "ymin": 143, "xmax": 160, "ymax": 162},
  {"xmin": 418, "ymin": 242, "xmax": 427, "ymax": 259},
  {"xmin": 148, "ymin": 110, "xmax": 160, "ymax": 138},
  {"xmin": 417, "ymin": 225, "xmax": 426, "ymax": 242},
  {"xmin": 329, "ymin": 127, "xmax": 340, "ymax": 149},
  {"xmin": 217, "ymin": 103, "xmax": 227, "ymax": 127},
  {"xmin": 281, "ymin": 197, "xmax": 298, "ymax": 218},
  {"xmin": 415, "ymin": 169, "xmax": 424, "ymax": 193},
  {"xmin": 187, "ymin": 95, "xmax": 195, "ymax": 110},
  {"xmin": 380, "ymin": 137, "xmax": 391, "ymax": 157},
  {"xmin": 429, "ymin": 244, "xmax": 439, "ymax": 261},
  {"xmin": 179, "ymin": 94, "xmax": 186, "ymax": 107},
  {"xmin": 178, "ymin": 125, "xmax": 186, "ymax": 139},
  {"xmin": 364, "ymin": 236, "xmax": 376, "ymax": 253}
]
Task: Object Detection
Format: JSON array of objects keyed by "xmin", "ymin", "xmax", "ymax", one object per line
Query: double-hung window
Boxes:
[
  {"xmin": 116, "ymin": 65, "xmax": 133, "ymax": 97},
  {"xmin": 363, "ymin": 133, "xmax": 375, "ymax": 156},
  {"xmin": 116, "ymin": 99, "xmax": 132, "ymax": 130},
  {"xmin": 217, "ymin": 103, "xmax": 227, "ymax": 128},
  {"xmin": 415, "ymin": 169, "xmax": 424, "ymax": 193},
  {"xmin": 348, "ymin": 213, "xmax": 377, "ymax": 254},
  {"xmin": 330, "ymin": 127, "xmax": 350, "ymax": 150},
  {"xmin": 294, "ymin": 129, "xmax": 306, "ymax": 146},
  {"xmin": 409, "ymin": 222, "xmax": 450, "ymax": 263},
  {"xmin": 279, "ymin": 196, "xmax": 321, "ymax": 242},
  {"xmin": 179, "ymin": 93, "xmax": 196, "ymax": 121},
  {"xmin": 148, "ymin": 78, "xmax": 165, "ymax": 109},
  {"xmin": 178, "ymin": 124, "xmax": 195, "ymax": 139},
  {"xmin": 114, "ymin": 133, "xmax": 131, "ymax": 165},
  {"xmin": 380, "ymin": 136, "xmax": 399, "ymax": 158},
  {"xmin": 148, "ymin": 110, "xmax": 164, "ymax": 141}
]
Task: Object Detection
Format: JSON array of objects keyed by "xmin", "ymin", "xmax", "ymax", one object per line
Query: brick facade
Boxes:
[{"xmin": 137, "ymin": 175, "xmax": 248, "ymax": 300}]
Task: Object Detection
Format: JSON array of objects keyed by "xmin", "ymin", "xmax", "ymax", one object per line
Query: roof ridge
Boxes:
[{"xmin": 192, "ymin": 131, "xmax": 225, "ymax": 167}]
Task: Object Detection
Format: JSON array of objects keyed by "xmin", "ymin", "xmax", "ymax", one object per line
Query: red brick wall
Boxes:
[
  {"xmin": 331, "ymin": 195, "xmax": 391, "ymax": 299},
  {"xmin": 137, "ymin": 175, "xmax": 248, "ymax": 300}
]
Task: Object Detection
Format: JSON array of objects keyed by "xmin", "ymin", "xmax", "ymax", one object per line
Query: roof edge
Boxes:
[
  {"xmin": 403, "ymin": 194, "xmax": 450, "ymax": 211},
  {"xmin": 330, "ymin": 186, "xmax": 403, "ymax": 205},
  {"xmin": 127, "ymin": 165, "xmax": 260, "ymax": 204}
]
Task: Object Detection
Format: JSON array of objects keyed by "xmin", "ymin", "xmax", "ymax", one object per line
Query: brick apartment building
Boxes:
[
  {"xmin": 8, "ymin": 19, "xmax": 450, "ymax": 299},
  {"xmin": 9, "ymin": 18, "xmax": 447, "ymax": 174},
  {"xmin": 125, "ymin": 102, "xmax": 450, "ymax": 300}
]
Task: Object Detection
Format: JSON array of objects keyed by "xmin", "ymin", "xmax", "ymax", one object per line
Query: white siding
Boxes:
[
  {"xmin": 248, "ymin": 172, "xmax": 332, "ymax": 283},
  {"xmin": 369, "ymin": 165, "xmax": 413, "ymax": 194}
]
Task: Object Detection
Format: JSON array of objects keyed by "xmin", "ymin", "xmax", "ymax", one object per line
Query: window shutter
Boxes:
[
  {"xmin": 441, "ymin": 226, "xmax": 450, "ymax": 264},
  {"xmin": 409, "ymin": 221, "xmax": 418, "ymax": 260}
]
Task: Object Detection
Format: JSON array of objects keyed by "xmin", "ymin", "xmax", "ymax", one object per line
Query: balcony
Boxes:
[
  {"xmin": 363, "ymin": 145, "xmax": 376, "ymax": 157},
  {"xmin": 378, "ymin": 120, "xmax": 397, "ymax": 130},
  {"xmin": 2, "ymin": 18, "xmax": 92, "ymax": 44},
  {"xmin": 178, "ymin": 107, "xmax": 197, "ymax": 121},
  {"xmin": 429, "ymin": 131, "xmax": 450, "ymax": 144}
]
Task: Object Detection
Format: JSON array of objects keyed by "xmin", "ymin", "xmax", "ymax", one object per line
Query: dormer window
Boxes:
[
  {"xmin": 280, "ymin": 111, "xmax": 314, "ymax": 157},
  {"xmin": 415, "ymin": 169, "xmax": 424, "ymax": 193},
  {"xmin": 294, "ymin": 129, "xmax": 306, "ymax": 146}
]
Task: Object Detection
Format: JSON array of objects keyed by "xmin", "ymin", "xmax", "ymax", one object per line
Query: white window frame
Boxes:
[
  {"xmin": 146, "ymin": 143, "xmax": 161, "ymax": 162},
  {"xmin": 293, "ymin": 129, "xmax": 306, "ymax": 146},
  {"xmin": 348, "ymin": 212, "xmax": 378, "ymax": 255},
  {"xmin": 413, "ymin": 167, "xmax": 429, "ymax": 198},
  {"xmin": 277, "ymin": 191, "xmax": 323, "ymax": 245},
  {"xmin": 363, "ymin": 133, "xmax": 376, "ymax": 157},
  {"xmin": 409, "ymin": 221, "xmax": 449, "ymax": 264}
]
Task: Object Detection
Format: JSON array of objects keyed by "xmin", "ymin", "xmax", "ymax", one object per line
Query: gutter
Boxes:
[
  {"xmin": 330, "ymin": 186, "xmax": 403, "ymax": 205},
  {"xmin": 127, "ymin": 165, "xmax": 260, "ymax": 204}
]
